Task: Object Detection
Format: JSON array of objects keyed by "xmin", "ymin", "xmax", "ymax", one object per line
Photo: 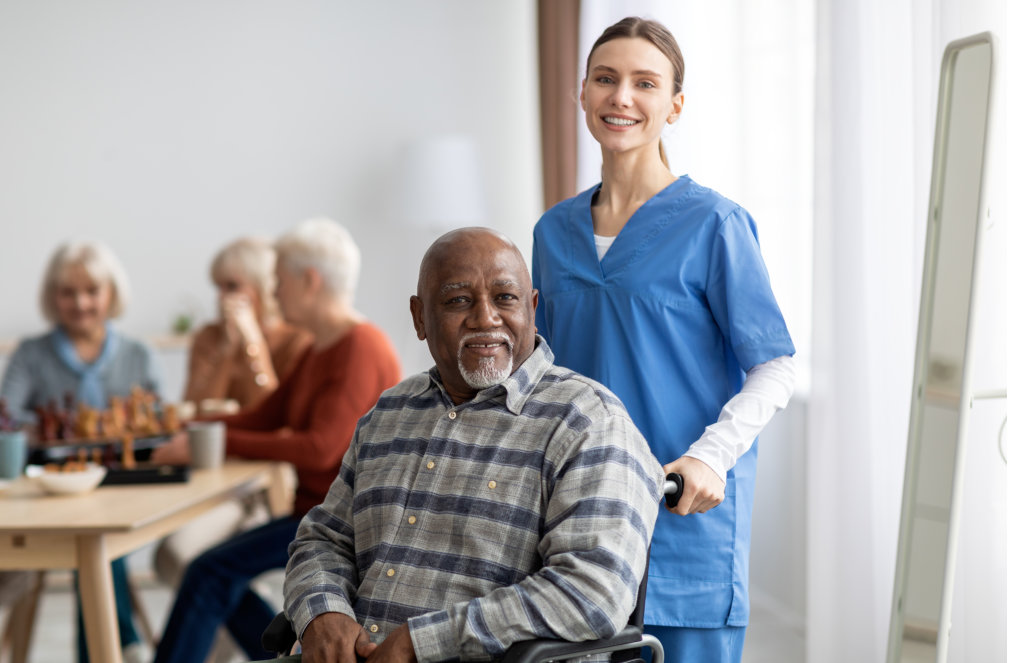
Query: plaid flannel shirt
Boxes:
[{"xmin": 284, "ymin": 338, "xmax": 664, "ymax": 662}]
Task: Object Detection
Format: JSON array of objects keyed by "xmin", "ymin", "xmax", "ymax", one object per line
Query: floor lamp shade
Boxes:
[{"xmin": 395, "ymin": 135, "xmax": 488, "ymax": 231}]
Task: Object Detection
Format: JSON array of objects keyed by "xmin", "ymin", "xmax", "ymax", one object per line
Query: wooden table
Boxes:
[{"xmin": 0, "ymin": 460, "xmax": 291, "ymax": 663}]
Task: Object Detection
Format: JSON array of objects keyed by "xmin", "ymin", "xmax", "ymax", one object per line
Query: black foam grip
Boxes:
[{"xmin": 664, "ymin": 472, "xmax": 684, "ymax": 509}]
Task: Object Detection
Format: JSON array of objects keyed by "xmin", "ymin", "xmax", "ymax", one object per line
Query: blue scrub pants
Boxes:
[
  {"xmin": 643, "ymin": 624, "xmax": 746, "ymax": 663},
  {"xmin": 153, "ymin": 516, "xmax": 299, "ymax": 663},
  {"xmin": 75, "ymin": 557, "xmax": 139, "ymax": 663}
]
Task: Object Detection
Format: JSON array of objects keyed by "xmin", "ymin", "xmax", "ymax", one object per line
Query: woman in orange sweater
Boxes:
[{"xmin": 152, "ymin": 218, "xmax": 401, "ymax": 663}]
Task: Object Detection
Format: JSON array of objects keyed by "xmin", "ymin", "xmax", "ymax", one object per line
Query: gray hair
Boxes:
[
  {"xmin": 274, "ymin": 217, "xmax": 361, "ymax": 300},
  {"xmin": 210, "ymin": 237, "xmax": 280, "ymax": 318},
  {"xmin": 40, "ymin": 241, "xmax": 131, "ymax": 323}
]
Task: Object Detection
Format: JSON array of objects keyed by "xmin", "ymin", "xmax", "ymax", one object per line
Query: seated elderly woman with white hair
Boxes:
[
  {"xmin": 150, "ymin": 218, "xmax": 401, "ymax": 663},
  {"xmin": 0, "ymin": 240, "xmax": 159, "ymax": 663}
]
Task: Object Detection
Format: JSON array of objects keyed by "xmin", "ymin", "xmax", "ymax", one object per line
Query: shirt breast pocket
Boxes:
[
  {"xmin": 437, "ymin": 462, "xmax": 544, "ymax": 573},
  {"xmin": 450, "ymin": 461, "xmax": 542, "ymax": 514}
]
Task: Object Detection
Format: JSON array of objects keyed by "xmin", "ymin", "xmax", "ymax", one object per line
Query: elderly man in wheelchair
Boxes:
[{"xmin": 263, "ymin": 228, "xmax": 668, "ymax": 663}]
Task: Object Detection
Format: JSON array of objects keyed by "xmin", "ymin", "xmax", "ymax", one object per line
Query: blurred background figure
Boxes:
[
  {"xmin": 151, "ymin": 217, "xmax": 401, "ymax": 663},
  {"xmin": 184, "ymin": 237, "xmax": 313, "ymax": 415},
  {"xmin": 0, "ymin": 240, "xmax": 159, "ymax": 663},
  {"xmin": 153, "ymin": 237, "xmax": 313, "ymax": 661}
]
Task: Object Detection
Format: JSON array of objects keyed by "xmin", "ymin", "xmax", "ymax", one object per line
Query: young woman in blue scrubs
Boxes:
[{"xmin": 532, "ymin": 17, "xmax": 796, "ymax": 663}]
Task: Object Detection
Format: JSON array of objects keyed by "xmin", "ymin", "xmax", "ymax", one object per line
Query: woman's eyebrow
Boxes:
[{"xmin": 591, "ymin": 64, "xmax": 664, "ymax": 78}]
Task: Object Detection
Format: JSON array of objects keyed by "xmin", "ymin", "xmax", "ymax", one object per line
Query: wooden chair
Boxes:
[{"xmin": 0, "ymin": 569, "xmax": 157, "ymax": 663}]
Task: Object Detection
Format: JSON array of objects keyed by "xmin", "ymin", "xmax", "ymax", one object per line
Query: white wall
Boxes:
[{"xmin": 0, "ymin": 0, "xmax": 542, "ymax": 388}]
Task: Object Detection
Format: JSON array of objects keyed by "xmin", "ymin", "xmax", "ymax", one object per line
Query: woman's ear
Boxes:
[
  {"xmin": 303, "ymin": 266, "xmax": 322, "ymax": 295},
  {"xmin": 668, "ymin": 92, "xmax": 685, "ymax": 124}
]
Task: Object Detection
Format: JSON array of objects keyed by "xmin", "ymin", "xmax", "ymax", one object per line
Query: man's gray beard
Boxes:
[{"xmin": 459, "ymin": 356, "xmax": 513, "ymax": 390}]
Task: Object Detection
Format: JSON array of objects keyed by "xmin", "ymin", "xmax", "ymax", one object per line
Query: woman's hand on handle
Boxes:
[{"xmin": 663, "ymin": 456, "xmax": 724, "ymax": 515}]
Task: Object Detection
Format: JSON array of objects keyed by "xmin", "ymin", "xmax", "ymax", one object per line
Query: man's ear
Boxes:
[
  {"xmin": 531, "ymin": 289, "xmax": 540, "ymax": 334},
  {"xmin": 409, "ymin": 296, "xmax": 426, "ymax": 340}
]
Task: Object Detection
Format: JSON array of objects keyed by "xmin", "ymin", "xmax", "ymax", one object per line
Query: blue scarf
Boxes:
[{"xmin": 51, "ymin": 323, "xmax": 121, "ymax": 408}]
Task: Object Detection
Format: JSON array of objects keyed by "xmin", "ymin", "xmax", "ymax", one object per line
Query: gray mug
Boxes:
[
  {"xmin": 0, "ymin": 430, "xmax": 27, "ymax": 480},
  {"xmin": 187, "ymin": 421, "xmax": 226, "ymax": 469}
]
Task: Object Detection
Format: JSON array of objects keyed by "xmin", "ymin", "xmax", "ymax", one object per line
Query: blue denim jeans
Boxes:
[{"xmin": 153, "ymin": 516, "xmax": 300, "ymax": 663}]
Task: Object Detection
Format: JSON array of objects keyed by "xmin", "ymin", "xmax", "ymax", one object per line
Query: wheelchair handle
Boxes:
[{"xmin": 663, "ymin": 472, "xmax": 684, "ymax": 509}]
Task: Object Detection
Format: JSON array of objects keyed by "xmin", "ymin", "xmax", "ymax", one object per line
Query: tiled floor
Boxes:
[{"xmin": 14, "ymin": 565, "xmax": 805, "ymax": 663}]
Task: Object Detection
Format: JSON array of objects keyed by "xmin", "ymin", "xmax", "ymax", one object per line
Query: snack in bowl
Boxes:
[{"xmin": 26, "ymin": 462, "xmax": 107, "ymax": 495}]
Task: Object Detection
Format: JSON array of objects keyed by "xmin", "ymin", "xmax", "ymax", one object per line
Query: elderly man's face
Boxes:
[{"xmin": 410, "ymin": 230, "xmax": 538, "ymax": 404}]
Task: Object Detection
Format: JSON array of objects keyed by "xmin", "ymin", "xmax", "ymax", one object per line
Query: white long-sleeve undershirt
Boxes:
[{"xmin": 682, "ymin": 354, "xmax": 797, "ymax": 482}]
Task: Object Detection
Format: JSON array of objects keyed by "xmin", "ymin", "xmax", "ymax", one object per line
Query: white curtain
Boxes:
[{"xmin": 811, "ymin": 2, "xmax": 1006, "ymax": 662}]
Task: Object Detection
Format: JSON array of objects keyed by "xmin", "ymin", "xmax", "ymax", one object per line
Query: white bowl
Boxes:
[{"xmin": 26, "ymin": 464, "xmax": 107, "ymax": 495}]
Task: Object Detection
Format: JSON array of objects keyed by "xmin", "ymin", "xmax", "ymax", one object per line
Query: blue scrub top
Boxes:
[{"xmin": 532, "ymin": 176, "xmax": 794, "ymax": 627}]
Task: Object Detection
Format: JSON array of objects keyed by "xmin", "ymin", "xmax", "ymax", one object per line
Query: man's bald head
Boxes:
[{"xmin": 416, "ymin": 227, "xmax": 529, "ymax": 296}]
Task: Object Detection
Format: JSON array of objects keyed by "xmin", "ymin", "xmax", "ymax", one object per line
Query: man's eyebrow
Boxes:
[
  {"xmin": 439, "ymin": 282, "xmax": 470, "ymax": 295},
  {"xmin": 493, "ymin": 279, "xmax": 520, "ymax": 288}
]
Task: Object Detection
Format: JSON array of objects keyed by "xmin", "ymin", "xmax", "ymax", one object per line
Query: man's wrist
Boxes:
[{"xmin": 407, "ymin": 611, "xmax": 457, "ymax": 663}]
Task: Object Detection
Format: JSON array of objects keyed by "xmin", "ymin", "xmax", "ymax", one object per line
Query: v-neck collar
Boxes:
[{"xmin": 573, "ymin": 176, "xmax": 693, "ymax": 279}]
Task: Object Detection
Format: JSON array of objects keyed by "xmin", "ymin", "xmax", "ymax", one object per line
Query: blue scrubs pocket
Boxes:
[{"xmin": 644, "ymin": 480, "xmax": 738, "ymax": 627}]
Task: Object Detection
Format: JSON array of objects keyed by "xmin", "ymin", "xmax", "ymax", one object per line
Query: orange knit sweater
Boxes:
[{"xmin": 220, "ymin": 322, "xmax": 400, "ymax": 516}]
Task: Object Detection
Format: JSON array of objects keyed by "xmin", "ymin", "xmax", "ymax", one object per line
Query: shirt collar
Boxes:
[{"xmin": 425, "ymin": 335, "xmax": 555, "ymax": 415}]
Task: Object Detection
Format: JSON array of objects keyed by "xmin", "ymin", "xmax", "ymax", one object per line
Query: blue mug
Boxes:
[{"xmin": 0, "ymin": 430, "xmax": 27, "ymax": 480}]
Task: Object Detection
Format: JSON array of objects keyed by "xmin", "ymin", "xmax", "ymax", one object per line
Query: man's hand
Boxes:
[
  {"xmin": 664, "ymin": 456, "xmax": 724, "ymax": 515},
  {"xmin": 301, "ymin": 613, "xmax": 377, "ymax": 663},
  {"xmin": 364, "ymin": 624, "xmax": 418, "ymax": 663}
]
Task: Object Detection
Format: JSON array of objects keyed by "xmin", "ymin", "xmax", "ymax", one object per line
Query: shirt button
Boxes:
[
  {"xmin": 448, "ymin": 411, "xmax": 457, "ymax": 420},
  {"xmin": 488, "ymin": 480, "xmax": 497, "ymax": 489},
  {"xmin": 408, "ymin": 515, "xmax": 417, "ymax": 525},
  {"xmin": 369, "ymin": 624, "xmax": 379, "ymax": 633},
  {"xmin": 386, "ymin": 568, "xmax": 395, "ymax": 577},
  {"xmin": 426, "ymin": 461, "xmax": 435, "ymax": 470}
]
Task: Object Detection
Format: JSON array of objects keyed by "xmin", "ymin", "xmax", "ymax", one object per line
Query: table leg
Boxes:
[
  {"xmin": 76, "ymin": 535, "xmax": 122, "ymax": 663},
  {"xmin": 266, "ymin": 462, "xmax": 295, "ymax": 517}
]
